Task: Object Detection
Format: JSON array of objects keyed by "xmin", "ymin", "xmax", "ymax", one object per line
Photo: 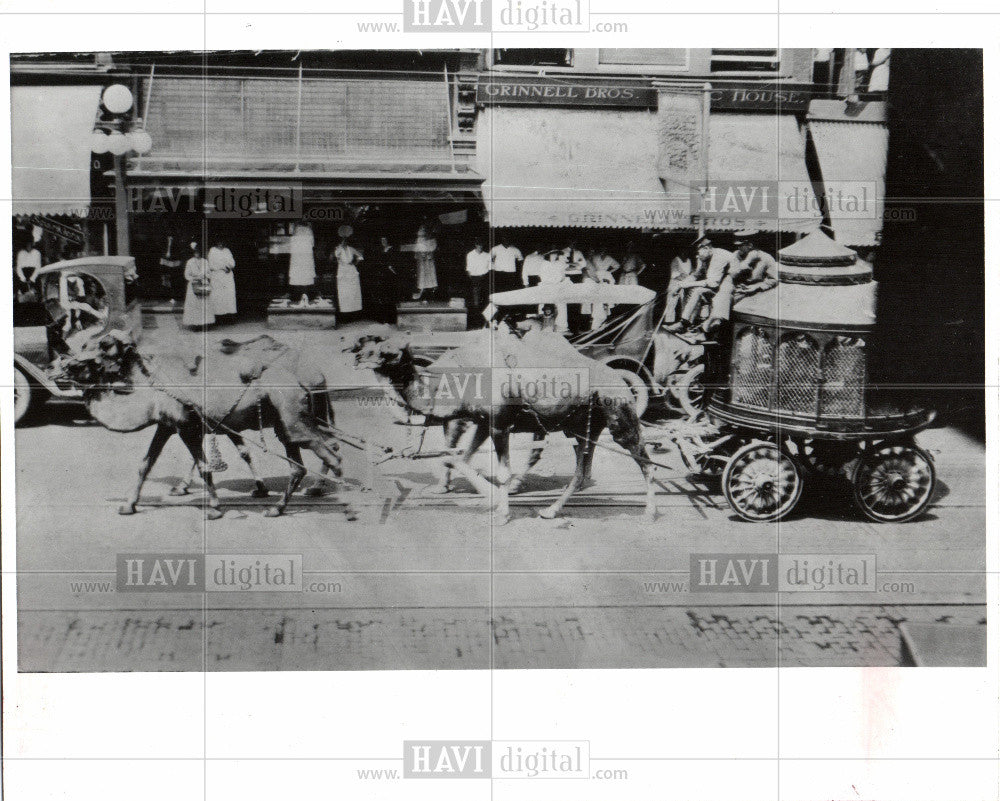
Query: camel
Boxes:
[
  {"xmin": 353, "ymin": 328, "xmax": 656, "ymax": 523},
  {"xmin": 59, "ymin": 331, "xmax": 347, "ymax": 519}
]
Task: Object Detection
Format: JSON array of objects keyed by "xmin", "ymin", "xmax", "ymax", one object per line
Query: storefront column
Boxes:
[{"xmin": 113, "ymin": 155, "xmax": 131, "ymax": 256}]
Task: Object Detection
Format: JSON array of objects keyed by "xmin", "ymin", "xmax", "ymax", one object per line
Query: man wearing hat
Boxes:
[
  {"xmin": 664, "ymin": 235, "xmax": 732, "ymax": 332},
  {"xmin": 703, "ymin": 229, "xmax": 778, "ymax": 333}
]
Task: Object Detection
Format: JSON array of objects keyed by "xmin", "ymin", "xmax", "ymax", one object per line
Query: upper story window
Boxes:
[
  {"xmin": 493, "ymin": 49, "xmax": 574, "ymax": 68},
  {"xmin": 711, "ymin": 49, "xmax": 780, "ymax": 74},
  {"xmin": 597, "ymin": 49, "xmax": 688, "ymax": 69}
]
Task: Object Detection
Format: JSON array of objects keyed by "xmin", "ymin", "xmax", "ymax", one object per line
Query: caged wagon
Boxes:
[{"xmin": 688, "ymin": 231, "xmax": 937, "ymax": 524}]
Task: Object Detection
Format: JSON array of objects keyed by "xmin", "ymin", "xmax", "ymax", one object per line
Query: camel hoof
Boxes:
[
  {"xmin": 263, "ymin": 506, "xmax": 283, "ymax": 518},
  {"xmin": 206, "ymin": 507, "xmax": 224, "ymax": 520},
  {"xmin": 495, "ymin": 512, "xmax": 512, "ymax": 525},
  {"xmin": 251, "ymin": 487, "xmax": 270, "ymax": 499},
  {"xmin": 538, "ymin": 506, "xmax": 560, "ymax": 520},
  {"xmin": 303, "ymin": 486, "xmax": 326, "ymax": 497},
  {"xmin": 429, "ymin": 483, "xmax": 453, "ymax": 495},
  {"xmin": 168, "ymin": 486, "xmax": 189, "ymax": 497},
  {"xmin": 643, "ymin": 510, "xmax": 658, "ymax": 523},
  {"xmin": 118, "ymin": 504, "xmax": 137, "ymax": 516},
  {"xmin": 508, "ymin": 480, "xmax": 524, "ymax": 495}
]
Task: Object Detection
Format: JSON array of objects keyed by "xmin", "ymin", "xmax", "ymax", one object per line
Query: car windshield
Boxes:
[{"xmin": 40, "ymin": 270, "xmax": 110, "ymax": 350}]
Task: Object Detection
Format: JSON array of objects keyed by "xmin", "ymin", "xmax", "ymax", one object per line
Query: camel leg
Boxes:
[
  {"xmin": 119, "ymin": 423, "xmax": 174, "ymax": 515},
  {"xmin": 228, "ymin": 433, "xmax": 269, "ymax": 498},
  {"xmin": 169, "ymin": 462, "xmax": 197, "ymax": 496},
  {"xmin": 492, "ymin": 428, "xmax": 513, "ymax": 524},
  {"xmin": 581, "ymin": 434, "xmax": 599, "ymax": 488},
  {"xmin": 509, "ymin": 432, "xmax": 545, "ymax": 494},
  {"xmin": 432, "ymin": 420, "xmax": 470, "ymax": 493},
  {"xmin": 539, "ymin": 431, "xmax": 592, "ymax": 520},
  {"xmin": 264, "ymin": 443, "xmax": 307, "ymax": 518},
  {"xmin": 607, "ymin": 405, "xmax": 657, "ymax": 521},
  {"xmin": 303, "ymin": 439, "xmax": 343, "ymax": 496},
  {"xmin": 177, "ymin": 426, "xmax": 224, "ymax": 520}
]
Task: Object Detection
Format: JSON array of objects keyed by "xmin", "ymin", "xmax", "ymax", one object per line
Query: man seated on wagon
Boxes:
[
  {"xmin": 702, "ymin": 229, "xmax": 779, "ymax": 335},
  {"xmin": 664, "ymin": 235, "xmax": 732, "ymax": 332}
]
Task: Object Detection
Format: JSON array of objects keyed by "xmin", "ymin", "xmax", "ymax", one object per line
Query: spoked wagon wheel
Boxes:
[
  {"xmin": 851, "ymin": 443, "xmax": 936, "ymax": 523},
  {"xmin": 722, "ymin": 441, "xmax": 804, "ymax": 522}
]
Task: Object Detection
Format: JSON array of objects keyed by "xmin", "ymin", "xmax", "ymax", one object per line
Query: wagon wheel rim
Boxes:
[
  {"xmin": 723, "ymin": 442, "xmax": 803, "ymax": 522},
  {"xmin": 852, "ymin": 445, "xmax": 935, "ymax": 522}
]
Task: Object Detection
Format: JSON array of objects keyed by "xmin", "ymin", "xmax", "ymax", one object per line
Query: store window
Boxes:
[
  {"xmin": 711, "ymin": 49, "xmax": 780, "ymax": 74},
  {"xmin": 598, "ymin": 49, "xmax": 688, "ymax": 69},
  {"xmin": 493, "ymin": 49, "xmax": 574, "ymax": 68}
]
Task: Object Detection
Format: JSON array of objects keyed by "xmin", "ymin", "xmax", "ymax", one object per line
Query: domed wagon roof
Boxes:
[{"xmin": 734, "ymin": 229, "xmax": 877, "ymax": 328}]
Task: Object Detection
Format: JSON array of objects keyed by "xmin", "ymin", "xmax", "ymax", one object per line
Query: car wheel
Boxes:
[{"xmin": 14, "ymin": 366, "xmax": 38, "ymax": 426}]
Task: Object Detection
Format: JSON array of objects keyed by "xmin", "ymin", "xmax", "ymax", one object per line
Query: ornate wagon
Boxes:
[{"xmin": 700, "ymin": 231, "xmax": 937, "ymax": 523}]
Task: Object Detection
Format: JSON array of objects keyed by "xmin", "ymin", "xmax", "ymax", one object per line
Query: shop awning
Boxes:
[
  {"xmin": 807, "ymin": 119, "xmax": 888, "ymax": 247},
  {"xmin": 702, "ymin": 114, "xmax": 822, "ymax": 233},
  {"xmin": 11, "ymin": 85, "xmax": 102, "ymax": 217},
  {"xmin": 478, "ymin": 106, "xmax": 688, "ymax": 229},
  {"xmin": 477, "ymin": 105, "xmax": 821, "ymax": 231},
  {"xmin": 137, "ymin": 76, "xmax": 460, "ymax": 175}
]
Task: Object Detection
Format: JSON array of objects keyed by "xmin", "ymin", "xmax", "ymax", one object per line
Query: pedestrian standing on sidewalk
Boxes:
[
  {"xmin": 538, "ymin": 243, "xmax": 570, "ymax": 333},
  {"xmin": 412, "ymin": 221, "xmax": 438, "ymax": 302},
  {"xmin": 288, "ymin": 223, "xmax": 317, "ymax": 306},
  {"xmin": 490, "ymin": 235, "xmax": 523, "ymax": 293},
  {"xmin": 335, "ymin": 225, "xmax": 364, "ymax": 321},
  {"xmin": 365, "ymin": 234, "xmax": 399, "ymax": 323},
  {"xmin": 208, "ymin": 236, "xmax": 237, "ymax": 318},
  {"xmin": 182, "ymin": 242, "xmax": 215, "ymax": 329},
  {"xmin": 465, "ymin": 238, "xmax": 491, "ymax": 323}
]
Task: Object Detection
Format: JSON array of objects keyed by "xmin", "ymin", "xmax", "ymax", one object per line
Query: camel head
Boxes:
[
  {"xmin": 59, "ymin": 329, "xmax": 143, "ymax": 391},
  {"xmin": 352, "ymin": 335, "xmax": 414, "ymax": 375}
]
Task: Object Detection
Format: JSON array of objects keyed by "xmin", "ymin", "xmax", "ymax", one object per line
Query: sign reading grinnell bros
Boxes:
[{"xmin": 477, "ymin": 76, "xmax": 657, "ymax": 108}]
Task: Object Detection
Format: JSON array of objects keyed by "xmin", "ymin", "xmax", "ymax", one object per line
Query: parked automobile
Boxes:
[{"xmin": 13, "ymin": 256, "xmax": 141, "ymax": 425}]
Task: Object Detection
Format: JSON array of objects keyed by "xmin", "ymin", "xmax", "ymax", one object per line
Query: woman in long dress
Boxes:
[
  {"xmin": 208, "ymin": 237, "xmax": 237, "ymax": 317},
  {"xmin": 413, "ymin": 223, "xmax": 438, "ymax": 301},
  {"xmin": 288, "ymin": 224, "xmax": 317, "ymax": 304},
  {"xmin": 183, "ymin": 242, "xmax": 215, "ymax": 328},
  {"xmin": 334, "ymin": 233, "xmax": 364, "ymax": 317}
]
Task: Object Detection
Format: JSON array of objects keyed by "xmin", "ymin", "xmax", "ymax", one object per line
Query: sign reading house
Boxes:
[
  {"xmin": 477, "ymin": 76, "xmax": 656, "ymax": 108},
  {"xmin": 709, "ymin": 84, "xmax": 812, "ymax": 112}
]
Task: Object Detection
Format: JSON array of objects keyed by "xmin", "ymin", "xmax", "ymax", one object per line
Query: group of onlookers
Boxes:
[
  {"xmin": 182, "ymin": 238, "xmax": 239, "ymax": 328},
  {"xmin": 465, "ymin": 230, "xmax": 780, "ymax": 335},
  {"xmin": 465, "ymin": 237, "xmax": 647, "ymax": 332}
]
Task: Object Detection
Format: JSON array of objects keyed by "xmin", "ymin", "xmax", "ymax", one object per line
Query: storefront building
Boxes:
[
  {"xmin": 473, "ymin": 48, "xmax": 890, "ymax": 290},
  {"xmin": 11, "ymin": 49, "xmax": 890, "ymax": 320}
]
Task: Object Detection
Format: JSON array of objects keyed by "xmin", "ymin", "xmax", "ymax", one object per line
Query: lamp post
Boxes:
[{"xmin": 90, "ymin": 83, "xmax": 153, "ymax": 257}]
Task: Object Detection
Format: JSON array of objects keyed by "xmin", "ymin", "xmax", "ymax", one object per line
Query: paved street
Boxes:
[{"xmin": 13, "ymin": 320, "xmax": 986, "ymax": 671}]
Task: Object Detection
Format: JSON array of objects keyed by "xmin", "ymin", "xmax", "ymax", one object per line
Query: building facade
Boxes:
[{"xmin": 11, "ymin": 48, "xmax": 891, "ymax": 315}]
